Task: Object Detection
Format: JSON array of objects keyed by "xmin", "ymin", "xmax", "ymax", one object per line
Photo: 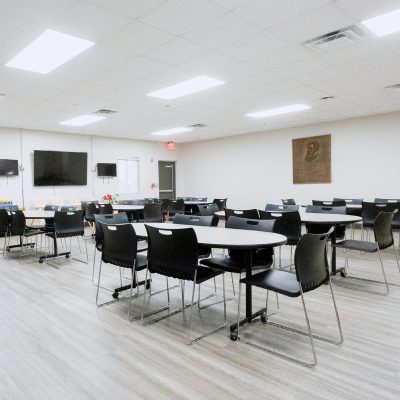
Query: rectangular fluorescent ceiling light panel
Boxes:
[
  {"xmin": 150, "ymin": 127, "xmax": 193, "ymax": 136},
  {"xmin": 60, "ymin": 115, "xmax": 105, "ymax": 127},
  {"xmin": 246, "ymin": 104, "xmax": 311, "ymax": 118},
  {"xmin": 147, "ymin": 76, "xmax": 225, "ymax": 99},
  {"xmin": 6, "ymin": 29, "xmax": 94, "ymax": 74},
  {"xmin": 362, "ymin": 9, "xmax": 400, "ymax": 37}
]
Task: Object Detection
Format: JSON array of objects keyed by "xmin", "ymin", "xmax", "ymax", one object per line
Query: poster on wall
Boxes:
[{"xmin": 292, "ymin": 134, "xmax": 331, "ymax": 184}]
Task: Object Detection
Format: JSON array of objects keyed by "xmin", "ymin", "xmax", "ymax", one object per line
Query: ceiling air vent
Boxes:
[
  {"xmin": 189, "ymin": 123, "xmax": 207, "ymax": 128},
  {"xmin": 304, "ymin": 26, "xmax": 365, "ymax": 51},
  {"xmin": 93, "ymin": 109, "xmax": 117, "ymax": 115}
]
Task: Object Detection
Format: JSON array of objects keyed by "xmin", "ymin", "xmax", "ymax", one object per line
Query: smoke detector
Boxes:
[{"xmin": 304, "ymin": 26, "xmax": 365, "ymax": 51}]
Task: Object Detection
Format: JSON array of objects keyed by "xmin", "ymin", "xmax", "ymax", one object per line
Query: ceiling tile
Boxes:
[
  {"xmin": 336, "ymin": 0, "xmax": 400, "ymax": 21},
  {"xmin": 234, "ymin": 0, "xmax": 331, "ymax": 29},
  {"xmin": 50, "ymin": 0, "xmax": 132, "ymax": 41},
  {"xmin": 144, "ymin": 37, "xmax": 209, "ymax": 65},
  {"xmin": 183, "ymin": 13, "xmax": 261, "ymax": 49},
  {"xmin": 139, "ymin": 0, "xmax": 227, "ymax": 35},
  {"xmin": 101, "ymin": 20, "xmax": 174, "ymax": 55},
  {"xmin": 87, "ymin": 0, "xmax": 167, "ymax": 18}
]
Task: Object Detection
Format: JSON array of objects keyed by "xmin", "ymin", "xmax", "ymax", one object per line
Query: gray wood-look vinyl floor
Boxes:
[{"xmin": 0, "ymin": 229, "xmax": 399, "ymax": 400}]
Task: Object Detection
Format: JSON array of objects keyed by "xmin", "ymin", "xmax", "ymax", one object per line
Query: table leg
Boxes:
[{"xmin": 39, "ymin": 235, "xmax": 70, "ymax": 263}]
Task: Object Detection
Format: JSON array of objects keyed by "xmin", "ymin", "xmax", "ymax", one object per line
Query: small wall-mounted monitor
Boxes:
[
  {"xmin": 97, "ymin": 163, "xmax": 117, "ymax": 177},
  {"xmin": 0, "ymin": 159, "xmax": 19, "ymax": 176}
]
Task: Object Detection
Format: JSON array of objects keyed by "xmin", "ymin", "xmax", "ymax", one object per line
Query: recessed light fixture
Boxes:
[
  {"xmin": 60, "ymin": 115, "xmax": 106, "ymax": 127},
  {"xmin": 147, "ymin": 76, "xmax": 225, "ymax": 99},
  {"xmin": 246, "ymin": 104, "xmax": 311, "ymax": 118},
  {"xmin": 150, "ymin": 127, "xmax": 193, "ymax": 136},
  {"xmin": 362, "ymin": 8, "xmax": 400, "ymax": 37},
  {"xmin": 6, "ymin": 29, "xmax": 94, "ymax": 74}
]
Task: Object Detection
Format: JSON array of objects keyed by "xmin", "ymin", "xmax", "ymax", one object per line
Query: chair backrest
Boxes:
[
  {"xmin": 94, "ymin": 213, "xmax": 129, "ymax": 247},
  {"xmin": 374, "ymin": 211, "xmax": 396, "ymax": 250},
  {"xmin": 85, "ymin": 202, "xmax": 98, "ymax": 218},
  {"xmin": 173, "ymin": 213, "xmax": 218, "ymax": 227},
  {"xmin": 225, "ymin": 208, "xmax": 259, "ymax": 223},
  {"xmin": 294, "ymin": 229, "xmax": 332, "ymax": 293},
  {"xmin": 161, "ymin": 199, "xmax": 171, "ymax": 213},
  {"xmin": 213, "ymin": 198, "xmax": 227, "ymax": 211},
  {"xmin": 198, "ymin": 203, "xmax": 219, "ymax": 217},
  {"xmin": 374, "ymin": 198, "xmax": 400, "ymax": 203},
  {"xmin": 334, "ymin": 197, "xmax": 363, "ymax": 205},
  {"xmin": 0, "ymin": 209, "xmax": 10, "ymax": 233},
  {"xmin": 362, "ymin": 201, "xmax": 394, "ymax": 222},
  {"xmin": 100, "ymin": 223, "xmax": 139, "ymax": 268},
  {"xmin": 281, "ymin": 198, "xmax": 296, "ymax": 205},
  {"xmin": 168, "ymin": 199, "xmax": 185, "ymax": 214},
  {"xmin": 44, "ymin": 204, "xmax": 59, "ymax": 211},
  {"xmin": 265, "ymin": 203, "xmax": 299, "ymax": 212},
  {"xmin": 60, "ymin": 205, "xmax": 77, "ymax": 212},
  {"xmin": 143, "ymin": 203, "xmax": 163, "ymax": 223},
  {"xmin": 98, "ymin": 203, "xmax": 113, "ymax": 214},
  {"xmin": 145, "ymin": 225, "xmax": 198, "ymax": 280},
  {"xmin": 10, "ymin": 210, "xmax": 26, "ymax": 235},
  {"xmin": 270, "ymin": 211, "xmax": 302, "ymax": 241},
  {"xmin": 306, "ymin": 205, "xmax": 346, "ymax": 214},
  {"xmin": 226, "ymin": 216, "xmax": 275, "ymax": 232},
  {"xmin": 54, "ymin": 211, "xmax": 84, "ymax": 237},
  {"xmin": 7, "ymin": 205, "xmax": 19, "ymax": 211},
  {"xmin": 312, "ymin": 200, "xmax": 346, "ymax": 207},
  {"xmin": 193, "ymin": 197, "xmax": 207, "ymax": 202}
]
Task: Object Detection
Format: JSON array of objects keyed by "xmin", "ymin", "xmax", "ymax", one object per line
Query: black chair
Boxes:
[
  {"xmin": 334, "ymin": 198, "xmax": 363, "ymax": 217},
  {"xmin": 305, "ymin": 205, "xmax": 347, "ymax": 240},
  {"xmin": 225, "ymin": 208, "xmax": 259, "ymax": 224},
  {"xmin": 45, "ymin": 211, "xmax": 88, "ymax": 264},
  {"xmin": 96, "ymin": 223, "xmax": 147, "ymax": 319},
  {"xmin": 141, "ymin": 225, "xmax": 226, "ymax": 343},
  {"xmin": 143, "ymin": 203, "xmax": 163, "ymax": 223},
  {"xmin": 361, "ymin": 202, "xmax": 396, "ymax": 240},
  {"xmin": 9, "ymin": 211, "xmax": 43, "ymax": 261},
  {"xmin": 236, "ymin": 228, "xmax": 342, "ymax": 367},
  {"xmin": 99, "ymin": 203, "xmax": 114, "ymax": 214},
  {"xmin": 374, "ymin": 198, "xmax": 400, "ymax": 203},
  {"xmin": 168, "ymin": 199, "xmax": 185, "ymax": 220},
  {"xmin": 334, "ymin": 198, "xmax": 363, "ymax": 205},
  {"xmin": 85, "ymin": 202, "xmax": 98, "ymax": 233},
  {"xmin": 7, "ymin": 205, "xmax": 19, "ymax": 211},
  {"xmin": 60, "ymin": 205, "xmax": 77, "ymax": 212},
  {"xmin": 200, "ymin": 217, "xmax": 276, "ymax": 299},
  {"xmin": 281, "ymin": 198, "xmax": 296, "ymax": 205},
  {"xmin": 198, "ymin": 203, "xmax": 219, "ymax": 217},
  {"xmin": 92, "ymin": 213, "xmax": 129, "ymax": 284},
  {"xmin": 261, "ymin": 211, "xmax": 302, "ymax": 268},
  {"xmin": 265, "ymin": 203, "xmax": 299, "ymax": 212},
  {"xmin": 213, "ymin": 198, "xmax": 227, "ymax": 211},
  {"xmin": 334, "ymin": 211, "xmax": 400, "ymax": 294},
  {"xmin": 44, "ymin": 205, "xmax": 59, "ymax": 211},
  {"xmin": 312, "ymin": 200, "xmax": 346, "ymax": 207},
  {"xmin": 0, "ymin": 209, "xmax": 10, "ymax": 256}
]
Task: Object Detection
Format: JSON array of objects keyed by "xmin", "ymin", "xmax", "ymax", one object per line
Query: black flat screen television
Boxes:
[
  {"xmin": 97, "ymin": 163, "xmax": 117, "ymax": 177},
  {"xmin": 34, "ymin": 150, "xmax": 87, "ymax": 186},
  {"xmin": 0, "ymin": 159, "xmax": 19, "ymax": 176}
]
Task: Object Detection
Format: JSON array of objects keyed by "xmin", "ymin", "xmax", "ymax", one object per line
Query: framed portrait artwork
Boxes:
[{"xmin": 292, "ymin": 134, "xmax": 331, "ymax": 184}]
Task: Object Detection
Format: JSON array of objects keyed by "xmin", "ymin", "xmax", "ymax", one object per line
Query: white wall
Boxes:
[
  {"xmin": 179, "ymin": 112, "xmax": 400, "ymax": 209},
  {"xmin": 0, "ymin": 127, "xmax": 179, "ymax": 208}
]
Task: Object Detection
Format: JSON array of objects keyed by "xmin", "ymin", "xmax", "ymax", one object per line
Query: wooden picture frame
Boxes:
[{"xmin": 292, "ymin": 134, "xmax": 331, "ymax": 184}]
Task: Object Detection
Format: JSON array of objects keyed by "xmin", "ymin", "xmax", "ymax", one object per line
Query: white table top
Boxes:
[
  {"xmin": 131, "ymin": 223, "xmax": 287, "ymax": 249},
  {"xmin": 112, "ymin": 204, "xmax": 144, "ymax": 211},
  {"xmin": 215, "ymin": 210, "xmax": 362, "ymax": 225},
  {"xmin": 25, "ymin": 211, "xmax": 55, "ymax": 219}
]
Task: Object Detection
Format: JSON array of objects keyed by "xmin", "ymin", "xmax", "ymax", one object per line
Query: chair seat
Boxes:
[
  {"xmin": 240, "ymin": 269, "xmax": 301, "ymax": 297},
  {"xmin": 23, "ymin": 229, "xmax": 44, "ymax": 237},
  {"xmin": 46, "ymin": 229, "xmax": 84, "ymax": 239},
  {"xmin": 195, "ymin": 266, "xmax": 224, "ymax": 284},
  {"xmin": 334, "ymin": 239, "xmax": 378, "ymax": 253},
  {"xmin": 200, "ymin": 256, "xmax": 244, "ymax": 274}
]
